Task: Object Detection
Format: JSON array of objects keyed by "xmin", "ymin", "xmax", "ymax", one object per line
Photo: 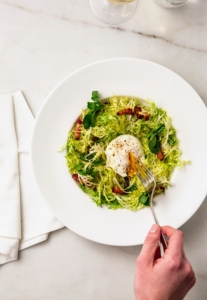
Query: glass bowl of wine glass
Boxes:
[{"xmin": 89, "ymin": 0, "xmax": 137, "ymax": 25}]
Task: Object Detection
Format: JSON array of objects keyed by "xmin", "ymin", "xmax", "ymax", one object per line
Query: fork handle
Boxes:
[
  {"xmin": 149, "ymin": 201, "xmax": 168, "ymax": 252},
  {"xmin": 160, "ymin": 230, "xmax": 168, "ymax": 251},
  {"xmin": 150, "ymin": 207, "xmax": 168, "ymax": 251}
]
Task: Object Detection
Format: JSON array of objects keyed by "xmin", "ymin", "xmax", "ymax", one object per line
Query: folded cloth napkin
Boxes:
[{"xmin": 0, "ymin": 91, "xmax": 64, "ymax": 265}]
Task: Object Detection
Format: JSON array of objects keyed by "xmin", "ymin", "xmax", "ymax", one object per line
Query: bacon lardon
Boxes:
[
  {"xmin": 157, "ymin": 149, "xmax": 164, "ymax": 161},
  {"xmin": 74, "ymin": 118, "xmax": 82, "ymax": 140},
  {"xmin": 112, "ymin": 186, "xmax": 126, "ymax": 194},
  {"xmin": 117, "ymin": 108, "xmax": 133, "ymax": 115}
]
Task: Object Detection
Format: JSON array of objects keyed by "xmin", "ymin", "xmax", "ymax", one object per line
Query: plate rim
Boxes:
[{"xmin": 31, "ymin": 57, "xmax": 207, "ymax": 246}]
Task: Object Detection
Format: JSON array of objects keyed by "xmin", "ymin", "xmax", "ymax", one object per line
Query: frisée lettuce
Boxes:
[{"xmin": 65, "ymin": 91, "xmax": 188, "ymax": 211}]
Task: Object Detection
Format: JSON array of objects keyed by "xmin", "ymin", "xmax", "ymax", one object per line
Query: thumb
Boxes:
[{"xmin": 139, "ymin": 224, "xmax": 161, "ymax": 266}]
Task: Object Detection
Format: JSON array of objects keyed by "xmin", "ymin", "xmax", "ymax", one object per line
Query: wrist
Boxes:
[
  {"xmin": 135, "ymin": 296, "xmax": 150, "ymax": 300},
  {"xmin": 136, "ymin": 293, "xmax": 165, "ymax": 300}
]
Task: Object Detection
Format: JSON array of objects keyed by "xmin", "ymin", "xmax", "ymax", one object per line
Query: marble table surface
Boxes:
[{"xmin": 0, "ymin": 0, "xmax": 207, "ymax": 299}]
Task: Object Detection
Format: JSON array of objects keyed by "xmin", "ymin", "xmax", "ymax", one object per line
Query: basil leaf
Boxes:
[
  {"xmin": 148, "ymin": 135, "xmax": 160, "ymax": 154},
  {"xmin": 139, "ymin": 192, "xmax": 150, "ymax": 206},
  {"xmin": 144, "ymin": 198, "xmax": 150, "ymax": 206},
  {"xmin": 83, "ymin": 111, "xmax": 96, "ymax": 129},
  {"xmin": 149, "ymin": 135, "xmax": 157, "ymax": 147},
  {"xmin": 83, "ymin": 113, "xmax": 92, "ymax": 129},
  {"xmin": 90, "ymin": 111, "xmax": 96, "ymax": 127}
]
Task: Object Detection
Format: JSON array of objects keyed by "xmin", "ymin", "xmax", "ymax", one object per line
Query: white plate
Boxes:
[{"xmin": 31, "ymin": 58, "xmax": 207, "ymax": 246}]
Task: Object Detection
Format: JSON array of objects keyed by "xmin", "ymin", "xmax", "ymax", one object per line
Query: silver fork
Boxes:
[{"xmin": 134, "ymin": 156, "xmax": 168, "ymax": 253}]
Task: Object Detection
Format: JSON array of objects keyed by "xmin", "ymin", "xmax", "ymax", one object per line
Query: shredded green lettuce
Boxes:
[{"xmin": 66, "ymin": 94, "xmax": 188, "ymax": 211}]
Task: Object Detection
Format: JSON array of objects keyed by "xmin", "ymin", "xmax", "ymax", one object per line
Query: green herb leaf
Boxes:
[
  {"xmin": 83, "ymin": 111, "xmax": 96, "ymax": 129},
  {"xmin": 83, "ymin": 113, "xmax": 92, "ymax": 129},
  {"xmin": 91, "ymin": 91, "xmax": 99, "ymax": 102},
  {"xmin": 92, "ymin": 158, "xmax": 104, "ymax": 165},
  {"xmin": 79, "ymin": 184, "xmax": 87, "ymax": 193},
  {"xmin": 90, "ymin": 111, "xmax": 96, "ymax": 127},
  {"xmin": 87, "ymin": 101, "xmax": 102, "ymax": 111},
  {"xmin": 78, "ymin": 170, "xmax": 87, "ymax": 176},
  {"xmin": 85, "ymin": 153, "xmax": 96, "ymax": 160},
  {"xmin": 149, "ymin": 135, "xmax": 157, "ymax": 147},
  {"xmin": 125, "ymin": 183, "xmax": 138, "ymax": 192},
  {"xmin": 84, "ymin": 92, "xmax": 103, "ymax": 128},
  {"xmin": 144, "ymin": 198, "xmax": 150, "ymax": 206},
  {"xmin": 75, "ymin": 164, "xmax": 98, "ymax": 178},
  {"xmin": 168, "ymin": 134, "xmax": 176, "ymax": 147},
  {"xmin": 146, "ymin": 124, "xmax": 165, "ymax": 139},
  {"xmin": 90, "ymin": 170, "xmax": 99, "ymax": 178},
  {"xmin": 139, "ymin": 192, "xmax": 150, "ymax": 206},
  {"xmin": 148, "ymin": 135, "xmax": 160, "ymax": 154},
  {"xmin": 74, "ymin": 162, "xmax": 84, "ymax": 171},
  {"xmin": 105, "ymin": 200, "xmax": 123, "ymax": 210},
  {"xmin": 154, "ymin": 124, "xmax": 165, "ymax": 134},
  {"xmin": 87, "ymin": 102, "xmax": 96, "ymax": 110}
]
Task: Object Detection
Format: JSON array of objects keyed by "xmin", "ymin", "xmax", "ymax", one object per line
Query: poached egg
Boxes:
[{"xmin": 105, "ymin": 134, "xmax": 144, "ymax": 177}]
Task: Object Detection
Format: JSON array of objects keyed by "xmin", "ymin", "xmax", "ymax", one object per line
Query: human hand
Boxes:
[{"xmin": 134, "ymin": 225, "xmax": 196, "ymax": 300}]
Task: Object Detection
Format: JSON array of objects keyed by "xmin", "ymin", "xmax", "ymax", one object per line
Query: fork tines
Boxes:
[{"xmin": 134, "ymin": 157, "xmax": 154, "ymax": 190}]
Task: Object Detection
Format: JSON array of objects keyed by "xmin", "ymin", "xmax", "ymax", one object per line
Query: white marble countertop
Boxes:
[{"xmin": 0, "ymin": 0, "xmax": 207, "ymax": 299}]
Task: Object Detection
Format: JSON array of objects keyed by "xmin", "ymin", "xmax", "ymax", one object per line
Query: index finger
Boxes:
[{"xmin": 161, "ymin": 226, "xmax": 184, "ymax": 259}]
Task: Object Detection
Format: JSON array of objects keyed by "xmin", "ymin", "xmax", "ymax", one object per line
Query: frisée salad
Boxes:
[{"xmin": 65, "ymin": 91, "xmax": 188, "ymax": 211}]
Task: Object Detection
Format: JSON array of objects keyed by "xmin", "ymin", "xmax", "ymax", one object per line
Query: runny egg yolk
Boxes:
[{"xmin": 105, "ymin": 135, "xmax": 144, "ymax": 177}]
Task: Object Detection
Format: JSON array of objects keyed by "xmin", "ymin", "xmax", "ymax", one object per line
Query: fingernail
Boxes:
[{"xmin": 150, "ymin": 224, "xmax": 159, "ymax": 233}]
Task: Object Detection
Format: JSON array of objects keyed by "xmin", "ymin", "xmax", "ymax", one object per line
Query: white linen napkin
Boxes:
[{"xmin": 0, "ymin": 91, "xmax": 64, "ymax": 265}]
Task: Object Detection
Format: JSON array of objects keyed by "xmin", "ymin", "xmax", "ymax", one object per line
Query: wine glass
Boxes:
[{"xmin": 89, "ymin": 0, "xmax": 138, "ymax": 25}]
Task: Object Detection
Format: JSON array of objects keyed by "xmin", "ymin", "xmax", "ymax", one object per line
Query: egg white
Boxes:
[{"xmin": 105, "ymin": 134, "xmax": 144, "ymax": 177}]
